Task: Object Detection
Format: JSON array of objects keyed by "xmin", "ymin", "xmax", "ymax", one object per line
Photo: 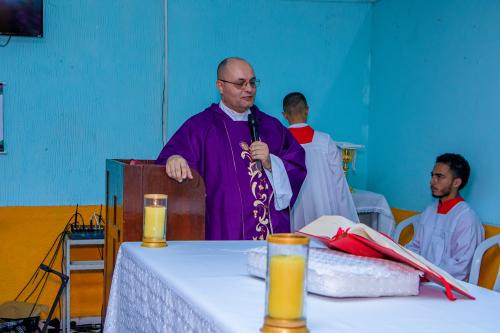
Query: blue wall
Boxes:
[
  {"xmin": 369, "ymin": 0, "xmax": 500, "ymax": 225},
  {"xmin": 167, "ymin": 0, "xmax": 372, "ymax": 189},
  {"xmin": 0, "ymin": 0, "xmax": 164, "ymax": 205},
  {"xmin": 0, "ymin": 0, "xmax": 371, "ymax": 206},
  {"xmin": 8, "ymin": 0, "xmax": 497, "ymax": 227}
]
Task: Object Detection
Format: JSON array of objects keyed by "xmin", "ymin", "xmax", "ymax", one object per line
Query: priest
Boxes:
[
  {"xmin": 282, "ymin": 92, "xmax": 359, "ymax": 231},
  {"xmin": 406, "ymin": 153, "xmax": 484, "ymax": 281},
  {"xmin": 156, "ymin": 57, "xmax": 306, "ymax": 240}
]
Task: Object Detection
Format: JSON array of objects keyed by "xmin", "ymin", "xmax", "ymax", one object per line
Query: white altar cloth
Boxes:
[
  {"xmin": 104, "ymin": 241, "xmax": 500, "ymax": 333},
  {"xmin": 352, "ymin": 189, "xmax": 396, "ymax": 236}
]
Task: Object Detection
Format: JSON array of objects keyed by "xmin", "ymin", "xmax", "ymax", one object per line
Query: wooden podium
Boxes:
[{"xmin": 103, "ymin": 159, "xmax": 206, "ymax": 318}]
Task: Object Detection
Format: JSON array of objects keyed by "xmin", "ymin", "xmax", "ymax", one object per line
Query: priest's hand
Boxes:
[
  {"xmin": 250, "ymin": 141, "xmax": 272, "ymax": 170},
  {"xmin": 165, "ymin": 155, "xmax": 193, "ymax": 182}
]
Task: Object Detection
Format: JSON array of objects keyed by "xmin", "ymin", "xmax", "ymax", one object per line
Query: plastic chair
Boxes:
[
  {"xmin": 469, "ymin": 234, "xmax": 500, "ymax": 292},
  {"xmin": 392, "ymin": 214, "xmax": 420, "ymax": 244}
]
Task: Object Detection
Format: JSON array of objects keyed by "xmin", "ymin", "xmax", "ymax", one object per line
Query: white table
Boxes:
[
  {"xmin": 352, "ymin": 189, "xmax": 396, "ymax": 236},
  {"xmin": 104, "ymin": 241, "xmax": 500, "ymax": 333}
]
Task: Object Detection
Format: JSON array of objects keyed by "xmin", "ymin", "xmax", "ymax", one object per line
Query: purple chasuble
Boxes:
[{"xmin": 156, "ymin": 103, "xmax": 306, "ymax": 240}]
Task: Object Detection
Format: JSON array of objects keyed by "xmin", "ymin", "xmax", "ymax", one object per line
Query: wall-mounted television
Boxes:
[{"xmin": 0, "ymin": 0, "xmax": 43, "ymax": 37}]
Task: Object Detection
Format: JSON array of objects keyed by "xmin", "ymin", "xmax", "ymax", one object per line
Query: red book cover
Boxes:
[{"xmin": 298, "ymin": 216, "xmax": 475, "ymax": 301}]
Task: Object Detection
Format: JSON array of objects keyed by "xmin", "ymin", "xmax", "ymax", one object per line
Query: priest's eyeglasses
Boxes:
[{"xmin": 218, "ymin": 78, "xmax": 260, "ymax": 89}]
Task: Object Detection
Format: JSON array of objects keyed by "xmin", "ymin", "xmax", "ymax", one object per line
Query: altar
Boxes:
[
  {"xmin": 104, "ymin": 241, "xmax": 500, "ymax": 333},
  {"xmin": 352, "ymin": 189, "xmax": 396, "ymax": 237}
]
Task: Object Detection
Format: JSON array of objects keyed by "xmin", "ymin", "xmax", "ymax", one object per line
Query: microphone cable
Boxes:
[{"xmin": 14, "ymin": 207, "xmax": 84, "ymax": 319}]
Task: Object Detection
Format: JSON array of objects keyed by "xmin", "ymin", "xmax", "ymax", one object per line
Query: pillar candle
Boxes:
[
  {"xmin": 268, "ymin": 255, "xmax": 305, "ymax": 320},
  {"xmin": 143, "ymin": 206, "xmax": 166, "ymax": 239}
]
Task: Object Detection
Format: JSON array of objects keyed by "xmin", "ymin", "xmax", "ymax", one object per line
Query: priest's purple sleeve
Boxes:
[
  {"xmin": 155, "ymin": 115, "xmax": 203, "ymax": 173},
  {"xmin": 275, "ymin": 126, "xmax": 307, "ymax": 208}
]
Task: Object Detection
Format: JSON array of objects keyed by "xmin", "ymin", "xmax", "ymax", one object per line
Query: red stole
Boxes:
[
  {"xmin": 437, "ymin": 196, "xmax": 464, "ymax": 214},
  {"xmin": 289, "ymin": 126, "xmax": 314, "ymax": 144}
]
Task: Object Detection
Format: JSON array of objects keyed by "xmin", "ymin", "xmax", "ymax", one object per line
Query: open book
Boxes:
[{"xmin": 298, "ymin": 215, "xmax": 473, "ymax": 300}]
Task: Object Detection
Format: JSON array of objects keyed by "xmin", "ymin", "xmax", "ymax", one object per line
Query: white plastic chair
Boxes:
[
  {"xmin": 469, "ymin": 234, "xmax": 500, "ymax": 292},
  {"xmin": 392, "ymin": 214, "xmax": 420, "ymax": 244}
]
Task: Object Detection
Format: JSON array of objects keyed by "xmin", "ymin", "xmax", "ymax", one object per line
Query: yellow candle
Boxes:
[
  {"xmin": 268, "ymin": 255, "xmax": 305, "ymax": 320},
  {"xmin": 143, "ymin": 205, "xmax": 166, "ymax": 239}
]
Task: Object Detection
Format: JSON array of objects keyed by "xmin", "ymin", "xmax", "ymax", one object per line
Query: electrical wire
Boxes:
[
  {"xmin": 97, "ymin": 242, "xmax": 103, "ymax": 259},
  {"xmin": 14, "ymin": 208, "xmax": 84, "ymax": 319},
  {"xmin": 91, "ymin": 205, "xmax": 105, "ymax": 259},
  {"xmin": 25, "ymin": 228, "xmax": 69, "ymax": 318},
  {"xmin": 14, "ymin": 227, "xmax": 67, "ymax": 300},
  {"xmin": 0, "ymin": 36, "xmax": 11, "ymax": 47},
  {"xmin": 15, "ymin": 206, "xmax": 105, "ymax": 326}
]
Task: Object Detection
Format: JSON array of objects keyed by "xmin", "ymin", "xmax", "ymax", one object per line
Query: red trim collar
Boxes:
[
  {"xmin": 437, "ymin": 196, "xmax": 464, "ymax": 214},
  {"xmin": 288, "ymin": 126, "xmax": 314, "ymax": 144}
]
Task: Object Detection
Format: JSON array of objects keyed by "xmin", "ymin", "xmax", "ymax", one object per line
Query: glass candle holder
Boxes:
[
  {"xmin": 261, "ymin": 233, "xmax": 309, "ymax": 333},
  {"xmin": 141, "ymin": 194, "xmax": 168, "ymax": 248}
]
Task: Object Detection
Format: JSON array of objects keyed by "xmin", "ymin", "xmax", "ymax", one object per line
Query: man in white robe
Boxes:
[
  {"xmin": 282, "ymin": 92, "xmax": 359, "ymax": 231},
  {"xmin": 406, "ymin": 153, "xmax": 484, "ymax": 281}
]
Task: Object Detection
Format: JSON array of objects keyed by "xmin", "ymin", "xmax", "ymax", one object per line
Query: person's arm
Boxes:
[
  {"xmin": 251, "ymin": 119, "xmax": 306, "ymax": 211},
  {"xmin": 274, "ymin": 126, "xmax": 307, "ymax": 209},
  {"xmin": 441, "ymin": 214, "xmax": 484, "ymax": 281},
  {"xmin": 264, "ymin": 154, "xmax": 292, "ymax": 210},
  {"xmin": 156, "ymin": 117, "xmax": 201, "ymax": 182},
  {"xmin": 250, "ymin": 141, "xmax": 292, "ymax": 210}
]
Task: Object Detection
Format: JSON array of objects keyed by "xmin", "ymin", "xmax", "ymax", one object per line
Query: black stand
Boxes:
[{"xmin": 39, "ymin": 264, "xmax": 68, "ymax": 333}]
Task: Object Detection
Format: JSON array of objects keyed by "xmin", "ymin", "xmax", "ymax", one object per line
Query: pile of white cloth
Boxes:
[{"xmin": 247, "ymin": 246, "xmax": 423, "ymax": 298}]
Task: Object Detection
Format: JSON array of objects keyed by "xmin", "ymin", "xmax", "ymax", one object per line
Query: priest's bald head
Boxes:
[{"xmin": 216, "ymin": 57, "xmax": 258, "ymax": 113}]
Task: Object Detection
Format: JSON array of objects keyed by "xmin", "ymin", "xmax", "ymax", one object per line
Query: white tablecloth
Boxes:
[
  {"xmin": 104, "ymin": 241, "xmax": 500, "ymax": 333},
  {"xmin": 352, "ymin": 189, "xmax": 396, "ymax": 236}
]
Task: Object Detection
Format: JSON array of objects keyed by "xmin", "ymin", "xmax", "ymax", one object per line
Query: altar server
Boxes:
[
  {"xmin": 282, "ymin": 92, "xmax": 359, "ymax": 231},
  {"xmin": 406, "ymin": 153, "xmax": 484, "ymax": 281},
  {"xmin": 157, "ymin": 57, "xmax": 306, "ymax": 240}
]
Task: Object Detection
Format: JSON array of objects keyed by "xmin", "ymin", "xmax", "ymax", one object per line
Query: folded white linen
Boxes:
[{"xmin": 247, "ymin": 246, "xmax": 423, "ymax": 298}]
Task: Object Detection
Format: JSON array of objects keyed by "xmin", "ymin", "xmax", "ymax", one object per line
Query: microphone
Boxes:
[{"xmin": 248, "ymin": 112, "xmax": 262, "ymax": 170}]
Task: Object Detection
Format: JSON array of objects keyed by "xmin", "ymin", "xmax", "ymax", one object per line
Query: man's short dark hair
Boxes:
[
  {"xmin": 436, "ymin": 153, "xmax": 471, "ymax": 190},
  {"xmin": 283, "ymin": 92, "xmax": 308, "ymax": 116}
]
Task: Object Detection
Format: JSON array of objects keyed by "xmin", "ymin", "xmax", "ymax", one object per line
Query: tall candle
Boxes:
[
  {"xmin": 268, "ymin": 255, "xmax": 305, "ymax": 320},
  {"xmin": 143, "ymin": 205, "xmax": 166, "ymax": 239}
]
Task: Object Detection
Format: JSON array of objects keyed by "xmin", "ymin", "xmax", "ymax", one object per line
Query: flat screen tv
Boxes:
[{"xmin": 0, "ymin": 0, "xmax": 43, "ymax": 37}]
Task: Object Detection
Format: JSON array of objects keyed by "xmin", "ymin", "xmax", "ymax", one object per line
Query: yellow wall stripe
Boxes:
[{"xmin": 0, "ymin": 206, "xmax": 103, "ymax": 319}]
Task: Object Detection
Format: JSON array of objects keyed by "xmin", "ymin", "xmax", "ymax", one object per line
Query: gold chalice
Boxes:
[
  {"xmin": 341, "ymin": 148, "xmax": 356, "ymax": 192},
  {"xmin": 337, "ymin": 142, "xmax": 364, "ymax": 192}
]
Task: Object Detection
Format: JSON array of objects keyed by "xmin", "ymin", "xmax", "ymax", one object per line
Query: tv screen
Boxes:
[{"xmin": 0, "ymin": 0, "xmax": 43, "ymax": 37}]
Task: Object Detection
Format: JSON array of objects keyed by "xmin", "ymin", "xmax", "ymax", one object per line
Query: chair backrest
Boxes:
[
  {"xmin": 469, "ymin": 234, "xmax": 500, "ymax": 292},
  {"xmin": 496, "ymin": 259, "xmax": 500, "ymax": 292},
  {"xmin": 392, "ymin": 214, "xmax": 420, "ymax": 244}
]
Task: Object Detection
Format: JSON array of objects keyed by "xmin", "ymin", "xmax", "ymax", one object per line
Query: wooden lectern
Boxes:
[{"xmin": 103, "ymin": 159, "xmax": 206, "ymax": 318}]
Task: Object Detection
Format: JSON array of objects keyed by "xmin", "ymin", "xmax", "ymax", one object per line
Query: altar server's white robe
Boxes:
[
  {"xmin": 406, "ymin": 201, "xmax": 484, "ymax": 281},
  {"xmin": 290, "ymin": 125, "xmax": 359, "ymax": 231}
]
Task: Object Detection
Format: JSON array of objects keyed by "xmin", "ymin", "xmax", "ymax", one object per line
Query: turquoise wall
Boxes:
[
  {"xmin": 0, "ymin": 0, "xmax": 164, "ymax": 205},
  {"xmin": 167, "ymin": 0, "xmax": 372, "ymax": 189},
  {"xmin": 369, "ymin": 0, "xmax": 500, "ymax": 225},
  {"xmin": 0, "ymin": 0, "xmax": 372, "ymax": 206},
  {"xmin": 2, "ymin": 0, "xmax": 498, "ymax": 227}
]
